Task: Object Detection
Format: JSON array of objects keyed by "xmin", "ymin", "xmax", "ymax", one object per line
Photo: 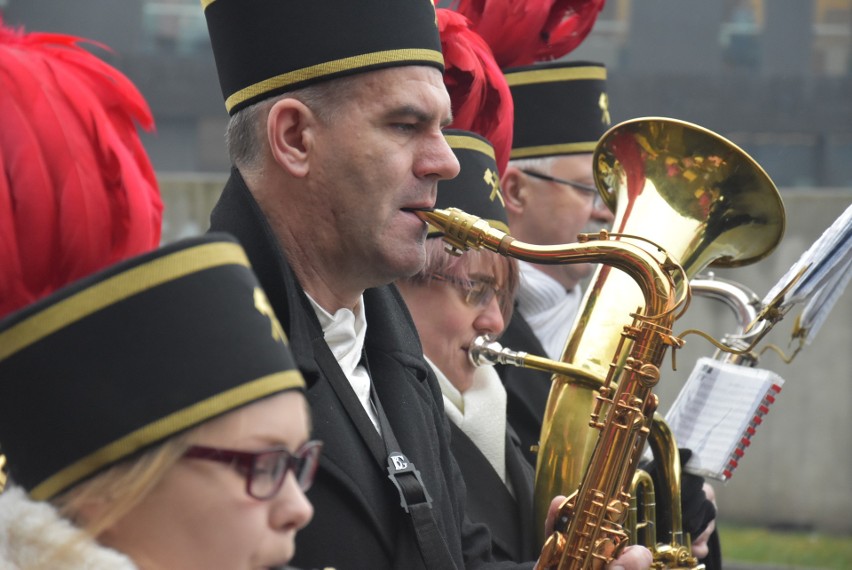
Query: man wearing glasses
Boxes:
[
  {"xmin": 496, "ymin": 61, "xmax": 616, "ymax": 467},
  {"xmin": 495, "ymin": 60, "xmax": 721, "ymax": 569}
]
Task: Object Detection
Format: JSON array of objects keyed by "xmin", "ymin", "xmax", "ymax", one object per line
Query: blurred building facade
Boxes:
[{"xmin": 4, "ymin": 0, "xmax": 851, "ymax": 188}]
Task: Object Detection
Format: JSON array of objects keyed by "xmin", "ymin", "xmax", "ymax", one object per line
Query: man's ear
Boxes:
[
  {"xmin": 501, "ymin": 166, "xmax": 528, "ymax": 216},
  {"xmin": 267, "ymin": 98, "xmax": 315, "ymax": 177}
]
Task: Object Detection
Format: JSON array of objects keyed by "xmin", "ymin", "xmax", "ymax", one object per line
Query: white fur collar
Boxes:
[{"xmin": 0, "ymin": 486, "xmax": 137, "ymax": 569}]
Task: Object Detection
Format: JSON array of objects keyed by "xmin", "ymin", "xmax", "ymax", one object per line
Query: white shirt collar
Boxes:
[
  {"xmin": 308, "ymin": 295, "xmax": 367, "ymax": 377},
  {"xmin": 307, "ymin": 294, "xmax": 379, "ymax": 430}
]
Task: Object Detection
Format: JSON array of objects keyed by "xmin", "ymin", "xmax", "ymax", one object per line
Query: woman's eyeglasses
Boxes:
[
  {"xmin": 520, "ymin": 169, "xmax": 608, "ymax": 211},
  {"xmin": 184, "ymin": 440, "xmax": 323, "ymax": 500},
  {"xmin": 427, "ymin": 273, "xmax": 501, "ymax": 309}
]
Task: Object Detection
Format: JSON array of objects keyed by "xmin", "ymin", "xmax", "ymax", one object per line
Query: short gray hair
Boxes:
[
  {"xmin": 508, "ymin": 156, "xmax": 558, "ymax": 174},
  {"xmin": 225, "ymin": 75, "xmax": 364, "ymax": 169}
]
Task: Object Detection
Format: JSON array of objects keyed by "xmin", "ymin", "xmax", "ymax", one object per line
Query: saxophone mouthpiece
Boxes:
[
  {"xmin": 410, "ymin": 207, "xmax": 445, "ymax": 228},
  {"xmin": 469, "ymin": 335, "xmax": 501, "ymax": 367},
  {"xmin": 412, "ymin": 207, "xmax": 513, "ymax": 257}
]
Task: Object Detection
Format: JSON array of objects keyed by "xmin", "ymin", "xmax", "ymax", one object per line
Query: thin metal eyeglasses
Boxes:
[
  {"xmin": 520, "ymin": 169, "xmax": 608, "ymax": 211},
  {"xmin": 184, "ymin": 440, "xmax": 323, "ymax": 500},
  {"xmin": 427, "ymin": 273, "xmax": 501, "ymax": 309},
  {"xmin": 429, "ymin": 273, "xmax": 511, "ymax": 320}
]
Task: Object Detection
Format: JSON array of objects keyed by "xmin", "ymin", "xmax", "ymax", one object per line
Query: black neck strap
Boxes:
[{"xmin": 363, "ymin": 351, "xmax": 459, "ymax": 570}]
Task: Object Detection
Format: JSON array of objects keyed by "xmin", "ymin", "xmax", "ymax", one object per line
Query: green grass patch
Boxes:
[{"xmin": 719, "ymin": 523, "xmax": 852, "ymax": 569}]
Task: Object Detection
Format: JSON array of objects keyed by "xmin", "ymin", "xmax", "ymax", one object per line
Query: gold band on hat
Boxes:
[
  {"xmin": 225, "ymin": 48, "xmax": 445, "ymax": 113},
  {"xmin": 0, "ymin": 242, "xmax": 250, "ymax": 362},
  {"xmin": 31, "ymin": 370, "xmax": 305, "ymax": 500},
  {"xmin": 505, "ymin": 65, "xmax": 606, "ymax": 87},
  {"xmin": 444, "ymin": 134, "xmax": 497, "ymax": 160},
  {"xmin": 510, "ymin": 141, "xmax": 598, "ymax": 159}
]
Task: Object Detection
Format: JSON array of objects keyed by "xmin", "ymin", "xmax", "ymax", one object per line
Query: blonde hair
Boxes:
[{"xmin": 54, "ymin": 431, "xmax": 193, "ymax": 538}]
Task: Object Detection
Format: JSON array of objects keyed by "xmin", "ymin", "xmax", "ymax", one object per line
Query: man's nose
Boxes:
[{"xmin": 418, "ymin": 132, "xmax": 460, "ymax": 181}]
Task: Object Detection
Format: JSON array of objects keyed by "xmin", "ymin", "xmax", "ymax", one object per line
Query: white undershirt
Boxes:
[
  {"xmin": 307, "ymin": 294, "xmax": 380, "ymax": 431},
  {"xmin": 515, "ymin": 261, "xmax": 583, "ymax": 360}
]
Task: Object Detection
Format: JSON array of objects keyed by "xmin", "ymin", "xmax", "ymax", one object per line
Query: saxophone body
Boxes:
[
  {"xmin": 419, "ymin": 205, "xmax": 684, "ymax": 568},
  {"xmin": 535, "ymin": 118, "xmax": 785, "ymax": 567},
  {"xmin": 420, "ymin": 117, "xmax": 786, "ymax": 569}
]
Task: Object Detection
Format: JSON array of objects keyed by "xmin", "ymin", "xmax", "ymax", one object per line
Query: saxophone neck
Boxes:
[
  {"xmin": 469, "ymin": 335, "xmax": 605, "ymax": 390},
  {"xmin": 419, "ymin": 207, "xmax": 683, "ymax": 323}
]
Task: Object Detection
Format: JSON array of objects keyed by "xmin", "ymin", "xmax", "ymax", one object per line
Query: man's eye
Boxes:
[{"xmin": 393, "ymin": 123, "xmax": 417, "ymax": 133}]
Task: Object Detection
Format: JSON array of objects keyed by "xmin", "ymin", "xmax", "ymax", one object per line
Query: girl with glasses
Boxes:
[{"xmin": 0, "ymin": 236, "xmax": 321, "ymax": 570}]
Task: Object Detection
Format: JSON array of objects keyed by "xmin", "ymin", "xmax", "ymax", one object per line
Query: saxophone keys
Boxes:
[
  {"xmin": 604, "ymin": 498, "xmax": 627, "ymax": 522},
  {"xmin": 535, "ymin": 532, "xmax": 567, "ymax": 570}
]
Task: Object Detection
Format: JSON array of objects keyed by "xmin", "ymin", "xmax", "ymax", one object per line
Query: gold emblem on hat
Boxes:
[
  {"xmin": 483, "ymin": 168, "xmax": 505, "ymax": 206},
  {"xmin": 599, "ymin": 92, "xmax": 611, "ymax": 125},
  {"xmin": 254, "ymin": 287, "xmax": 286, "ymax": 344},
  {"xmin": 0, "ymin": 454, "xmax": 7, "ymax": 492}
]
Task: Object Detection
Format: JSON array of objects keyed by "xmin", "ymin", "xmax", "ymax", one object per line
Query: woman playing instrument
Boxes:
[
  {"xmin": 396, "ymin": 130, "xmax": 652, "ymax": 569},
  {"xmin": 0, "ymin": 235, "xmax": 319, "ymax": 569}
]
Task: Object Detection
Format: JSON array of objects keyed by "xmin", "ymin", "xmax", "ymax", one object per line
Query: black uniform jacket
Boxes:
[
  {"xmin": 448, "ymin": 422, "xmax": 537, "ymax": 562},
  {"xmin": 209, "ymin": 169, "xmax": 532, "ymax": 570},
  {"xmin": 495, "ymin": 312, "xmax": 552, "ymax": 469}
]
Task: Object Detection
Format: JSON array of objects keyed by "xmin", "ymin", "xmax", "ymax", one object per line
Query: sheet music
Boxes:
[
  {"xmin": 796, "ymin": 255, "xmax": 852, "ymax": 344},
  {"xmin": 764, "ymin": 203, "xmax": 852, "ymax": 309},
  {"xmin": 665, "ymin": 357, "xmax": 785, "ymax": 481}
]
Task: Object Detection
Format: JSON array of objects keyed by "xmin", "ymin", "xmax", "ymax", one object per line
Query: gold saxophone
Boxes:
[
  {"xmin": 539, "ymin": 118, "xmax": 784, "ymax": 569},
  {"xmin": 419, "ymin": 204, "xmax": 686, "ymax": 568},
  {"xmin": 421, "ymin": 117, "xmax": 786, "ymax": 569},
  {"xmin": 469, "ymin": 337, "xmax": 697, "ymax": 568}
]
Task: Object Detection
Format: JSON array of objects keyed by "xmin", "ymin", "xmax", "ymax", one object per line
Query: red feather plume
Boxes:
[
  {"xmin": 453, "ymin": 0, "xmax": 606, "ymax": 68},
  {"xmin": 438, "ymin": 8, "xmax": 514, "ymax": 174},
  {"xmin": 0, "ymin": 18, "xmax": 162, "ymax": 318}
]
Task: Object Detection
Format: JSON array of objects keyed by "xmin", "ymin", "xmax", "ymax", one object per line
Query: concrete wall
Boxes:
[
  {"xmin": 655, "ymin": 189, "xmax": 852, "ymax": 536},
  {"xmin": 159, "ymin": 178, "xmax": 852, "ymax": 535}
]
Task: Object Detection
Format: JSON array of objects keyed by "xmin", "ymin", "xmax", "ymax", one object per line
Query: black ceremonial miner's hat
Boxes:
[
  {"xmin": 504, "ymin": 61, "xmax": 610, "ymax": 159},
  {"xmin": 0, "ymin": 234, "xmax": 305, "ymax": 500},
  {"xmin": 202, "ymin": 0, "xmax": 445, "ymax": 115},
  {"xmin": 429, "ymin": 129, "xmax": 509, "ymax": 237}
]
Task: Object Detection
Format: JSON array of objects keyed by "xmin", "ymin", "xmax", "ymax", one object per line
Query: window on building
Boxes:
[
  {"xmin": 141, "ymin": 0, "xmax": 209, "ymax": 55},
  {"xmin": 721, "ymin": 0, "xmax": 762, "ymax": 69},
  {"xmin": 814, "ymin": 0, "xmax": 851, "ymax": 76}
]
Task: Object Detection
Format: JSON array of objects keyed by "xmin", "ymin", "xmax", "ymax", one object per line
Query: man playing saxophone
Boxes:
[{"xmin": 200, "ymin": 2, "xmax": 653, "ymax": 568}]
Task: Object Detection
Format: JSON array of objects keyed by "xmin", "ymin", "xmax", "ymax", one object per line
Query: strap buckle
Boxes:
[{"xmin": 386, "ymin": 452, "xmax": 432, "ymax": 513}]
